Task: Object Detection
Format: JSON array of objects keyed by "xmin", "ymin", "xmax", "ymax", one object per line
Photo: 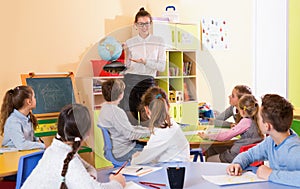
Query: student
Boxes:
[
  {"xmin": 213, "ymin": 85, "xmax": 252, "ymax": 127},
  {"xmin": 22, "ymin": 104, "xmax": 125, "ymax": 189},
  {"xmin": 199, "ymin": 94, "xmax": 263, "ymax": 163},
  {"xmin": 98, "ymin": 79, "xmax": 150, "ymax": 162},
  {"xmin": 227, "ymin": 94, "xmax": 300, "ymax": 187},
  {"xmin": 0, "ymin": 85, "xmax": 45, "ymax": 150},
  {"xmin": 120, "ymin": 7, "xmax": 166, "ymax": 125},
  {"xmin": 131, "ymin": 86, "xmax": 190, "ymax": 165}
]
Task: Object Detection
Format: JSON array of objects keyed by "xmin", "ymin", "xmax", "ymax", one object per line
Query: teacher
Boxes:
[{"xmin": 120, "ymin": 7, "xmax": 166, "ymax": 125}]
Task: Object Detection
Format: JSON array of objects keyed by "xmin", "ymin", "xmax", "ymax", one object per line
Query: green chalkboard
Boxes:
[
  {"xmin": 26, "ymin": 77, "xmax": 75, "ymax": 115},
  {"xmin": 21, "ymin": 73, "xmax": 77, "ymax": 117}
]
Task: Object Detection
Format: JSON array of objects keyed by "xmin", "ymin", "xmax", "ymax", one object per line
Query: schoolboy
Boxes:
[
  {"xmin": 227, "ymin": 94, "xmax": 300, "ymax": 187},
  {"xmin": 98, "ymin": 79, "xmax": 150, "ymax": 161}
]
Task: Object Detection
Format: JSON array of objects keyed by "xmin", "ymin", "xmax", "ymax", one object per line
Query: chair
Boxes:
[
  {"xmin": 239, "ymin": 143, "xmax": 263, "ymax": 167},
  {"xmin": 98, "ymin": 126, "xmax": 127, "ymax": 167},
  {"xmin": 291, "ymin": 119, "xmax": 300, "ymax": 136},
  {"xmin": 15, "ymin": 150, "xmax": 44, "ymax": 189},
  {"xmin": 190, "ymin": 148, "xmax": 204, "ymax": 162}
]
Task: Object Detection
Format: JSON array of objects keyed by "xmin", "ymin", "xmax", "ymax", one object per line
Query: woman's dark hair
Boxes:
[
  {"xmin": 57, "ymin": 104, "xmax": 91, "ymax": 189},
  {"xmin": 0, "ymin": 85, "xmax": 37, "ymax": 135},
  {"xmin": 134, "ymin": 7, "xmax": 152, "ymax": 23}
]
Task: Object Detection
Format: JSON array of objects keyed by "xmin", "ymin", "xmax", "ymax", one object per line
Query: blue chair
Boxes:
[
  {"xmin": 15, "ymin": 150, "xmax": 44, "ymax": 189},
  {"xmin": 190, "ymin": 148, "xmax": 204, "ymax": 162},
  {"xmin": 98, "ymin": 126, "xmax": 128, "ymax": 167}
]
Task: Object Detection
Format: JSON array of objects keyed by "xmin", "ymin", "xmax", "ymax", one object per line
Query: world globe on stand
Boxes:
[{"xmin": 98, "ymin": 36, "xmax": 122, "ymax": 61}]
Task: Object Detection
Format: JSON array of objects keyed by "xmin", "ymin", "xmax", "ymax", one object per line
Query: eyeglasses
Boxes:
[{"xmin": 136, "ymin": 22, "xmax": 151, "ymax": 28}]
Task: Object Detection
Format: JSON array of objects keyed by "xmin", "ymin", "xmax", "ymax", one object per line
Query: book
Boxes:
[
  {"xmin": 0, "ymin": 147, "xmax": 18, "ymax": 153},
  {"xmin": 112, "ymin": 165, "xmax": 162, "ymax": 177},
  {"xmin": 202, "ymin": 171, "xmax": 267, "ymax": 186}
]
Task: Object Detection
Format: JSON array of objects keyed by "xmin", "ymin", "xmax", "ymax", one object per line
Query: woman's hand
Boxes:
[
  {"xmin": 109, "ymin": 174, "xmax": 126, "ymax": 187},
  {"xmin": 129, "ymin": 58, "xmax": 146, "ymax": 65}
]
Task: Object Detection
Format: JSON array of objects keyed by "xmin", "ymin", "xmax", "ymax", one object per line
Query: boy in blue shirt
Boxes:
[{"xmin": 227, "ymin": 94, "xmax": 300, "ymax": 187}]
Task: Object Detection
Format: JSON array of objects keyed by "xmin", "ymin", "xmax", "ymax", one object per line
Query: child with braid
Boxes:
[
  {"xmin": 1, "ymin": 85, "xmax": 45, "ymax": 150},
  {"xmin": 22, "ymin": 104, "xmax": 125, "ymax": 189}
]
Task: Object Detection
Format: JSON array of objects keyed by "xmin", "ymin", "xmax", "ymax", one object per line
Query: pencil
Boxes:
[
  {"xmin": 114, "ymin": 161, "xmax": 128, "ymax": 175},
  {"xmin": 139, "ymin": 181, "xmax": 166, "ymax": 186}
]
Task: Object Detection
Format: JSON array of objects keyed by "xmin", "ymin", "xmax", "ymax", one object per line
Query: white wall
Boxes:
[{"xmin": 253, "ymin": 0, "xmax": 287, "ymax": 99}]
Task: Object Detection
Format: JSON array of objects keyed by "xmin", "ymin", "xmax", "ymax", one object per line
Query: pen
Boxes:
[
  {"xmin": 114, "ymin": 161, "xmax": 128, "ymax": 175},
  {"xmin": 136, "ymin": 167, "xmax": 143, "ymax": 173}
]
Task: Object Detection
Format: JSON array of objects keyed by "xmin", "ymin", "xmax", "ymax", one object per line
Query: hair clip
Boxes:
[
  {"xmin": 155, "ymin": 94, "xmax": 162, "ymax": 99},
  {"xmin": 56, "ymin": 133, "xmax": 61, "ymax": 139},
  {"xmin": 61, "ymin": 176, "xmax": 65, "ymax": 183},
  {"xmin": 74, "ymin": 137, "xmax": 81, "ymax": 142},
  {"xmin": 243, "ymin": 106, "xmax": 247, "ymax": 111}
]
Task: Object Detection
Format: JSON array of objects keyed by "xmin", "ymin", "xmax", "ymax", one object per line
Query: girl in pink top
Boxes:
[{"xmin": 199, "ymin": 94, "xmax": 263, "ymax": 163}]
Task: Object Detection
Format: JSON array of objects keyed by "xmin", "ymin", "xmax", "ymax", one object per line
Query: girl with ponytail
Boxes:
[
  {"xmin": 131, "ymin": 87, "xmax": 190, "ymax": 165},
  {"xmin": 22, "ymin": 104, "xmax": 125, "ymax": 189},
  {"xmin": 1, "ymin": 85, "xmax": 45, "ymax": 150}
]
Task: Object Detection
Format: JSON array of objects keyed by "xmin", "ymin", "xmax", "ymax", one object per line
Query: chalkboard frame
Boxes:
[{"xmin": 21, "ymin": 72, "xmax": 79, "ymax": 118}]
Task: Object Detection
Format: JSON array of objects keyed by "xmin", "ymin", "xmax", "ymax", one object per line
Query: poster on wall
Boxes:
[{"xmin": 201, "ymin": 18, "xmax": 229, "ymax": 50}]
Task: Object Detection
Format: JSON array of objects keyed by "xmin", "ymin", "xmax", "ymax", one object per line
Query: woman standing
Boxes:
[{"xmin": 120, "ymin": 7, "xmax": 166, "ymax": 125}]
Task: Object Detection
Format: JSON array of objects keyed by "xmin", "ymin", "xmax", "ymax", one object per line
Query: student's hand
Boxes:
[
  {"xmin": 226, "ymin": 164, "xmax": 242, "ymax": 176},
  {"xmin": 129, "ymin": 58, "xmax": 146, "ymax": 65},
  {"xmin": 132, "ymin": 151, "xmax": 141, "ymax": 158},
  {"xmin": 256, "ymin": 165, "xmax": 272, "ymax": 180},
  {"xmin": 198, "ymin": 132, "xmax": 207, "ymax": 139},
  {"xmin": 109, "ymin": 174, "xmax": 126, "ymax": 187},
  {"xmin": 230, "ymin": 123, "xmax": 236, "ymax": 128}
]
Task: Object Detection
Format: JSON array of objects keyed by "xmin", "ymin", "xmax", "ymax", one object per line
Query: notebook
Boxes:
[
  {"xmin": 113, "ymin": 165, "xmax": 162, "ymax": 177},
  {"xmin": 202, "ymin": 171, "xmax": 267, "ymax": 185}
]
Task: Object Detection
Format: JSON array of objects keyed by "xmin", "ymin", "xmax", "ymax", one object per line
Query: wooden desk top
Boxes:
[{"xmin": 0, "ymin": 149, "xmax": 40, "ymax": 177}]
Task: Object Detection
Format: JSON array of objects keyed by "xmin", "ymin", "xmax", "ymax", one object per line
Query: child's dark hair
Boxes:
[
  {"xmin": 238, "ymin": 94, "xmax": 263, "ymax": 137},
  {"xmin": 0, "ymin": 85, "xmax": 37, "ymax": 135},
  {"xmin": 56, "ymin": 104, "xmax": 91, "ymax": 189},
  {"xmin": 261, "ymin": 94, "xmax": 294, "ymax": 132},
  {"xmin": 134, "ymin": 7, "xmax": 152, "ymax": 23},
  {"xmin": 102, "ymin": 79, "xmax": 125, "ymax": 102},
  {"xmin": 140, "ymin": 86, "xmax": 171, "ymax": 134},
  {"xmin": 234, "ymin": 85, "xmax": 252, "ymax": 99}
]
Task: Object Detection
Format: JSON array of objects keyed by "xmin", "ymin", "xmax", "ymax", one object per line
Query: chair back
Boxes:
[
  {"xmin": 15, "ymin": 150, "xmax": 44, "ymax": 189},
  {"xmin": 239, "ymin": 143, "xmax": 263, "ymax": 167},
  {"xmin": 98, "ymin": 126, "xmax": 127, "ymax": 167}
]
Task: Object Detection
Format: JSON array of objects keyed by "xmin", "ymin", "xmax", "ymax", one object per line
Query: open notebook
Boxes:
[{"xmin": 112, "ymin": 165, "xmax": 162, "ymax": 177}]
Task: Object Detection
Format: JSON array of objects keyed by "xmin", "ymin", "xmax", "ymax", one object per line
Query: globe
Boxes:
[{"xmin": 98, "ymin": 36, "xmax": 122, "ymax": 61}]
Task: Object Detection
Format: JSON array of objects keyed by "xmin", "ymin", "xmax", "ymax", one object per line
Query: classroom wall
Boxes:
[
  {"xmin": 288, "ymin": 0, "xmax": 300, "ymax": 108},
  {"xmin": 0, "ymin": 0, "xmax": 254, "ymax": 113}
]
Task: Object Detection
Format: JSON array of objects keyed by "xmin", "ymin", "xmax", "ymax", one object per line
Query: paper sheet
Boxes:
[
  {"xmin": 125, "ymin": 181, "xmax": 145, "ymax": 189},
  {"xmin": 202, "ymin": 172, "xmax": 267, "ymax": 185}
]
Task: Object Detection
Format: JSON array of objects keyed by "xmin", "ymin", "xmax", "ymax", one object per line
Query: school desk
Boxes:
[
  {"xmin": 97, "ymin": 162, "xmax": 297, "ymax": 189},
  {"xmin": 138, "ymin": 125, "xmax": 237, "ymax": 149},
  {"xmin": 0, "ymin": 149, "xmax": 40, "ymax": 177}
]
